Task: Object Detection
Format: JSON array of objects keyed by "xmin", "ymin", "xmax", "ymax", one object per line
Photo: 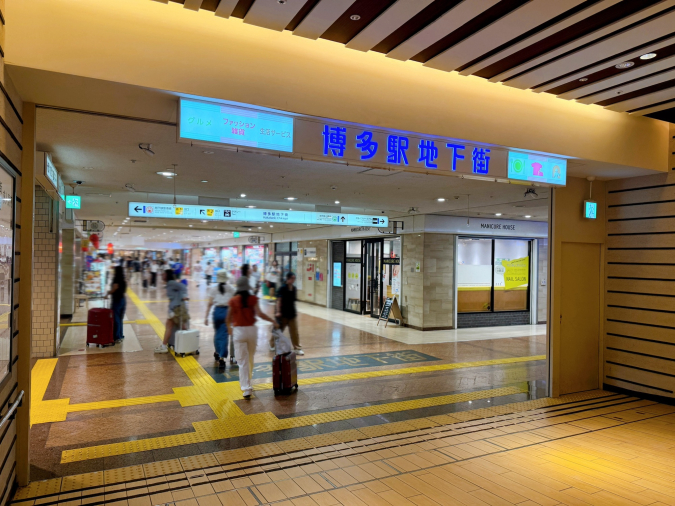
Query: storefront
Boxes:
[
  {"xmin": 330, "ymin": 237, "xmax": 402, "ymax": 319},
  {"xmin": 456, "ymin": 237, "xmax": 536, "ymax": 328}
]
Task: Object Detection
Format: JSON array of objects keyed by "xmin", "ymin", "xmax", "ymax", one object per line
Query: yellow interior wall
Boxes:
[
  {"xmin": 5, "ymin": 0, "xmax": 669, "ymax": 172},
  {"xmin": 550, "ymin": 176, "xmax": 606, "ymax": 397}
]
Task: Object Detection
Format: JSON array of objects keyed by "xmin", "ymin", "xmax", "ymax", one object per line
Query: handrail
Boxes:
[{"xmin": 0, "ymin": 390, "xmax": 23, "ymax": 430}]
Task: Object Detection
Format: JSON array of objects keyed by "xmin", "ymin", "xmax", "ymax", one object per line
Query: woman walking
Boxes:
[
  {"xmin": 107, "ymin": 266, "xmax": 127, "ymax": 343},
  {"xmin": 266, "ymin": 260, "xmax": 280, "ymax": 297},
  {"xmin": 226, "ymin": 276, "xmax": 278, "ymax": 398},
  {"xmin": 205, "ymin": 270, "xmax": 234, "ymax": 367},
  {"xmin": 155, "ymin": 269, "xmax": 189, "ymax": 353}
]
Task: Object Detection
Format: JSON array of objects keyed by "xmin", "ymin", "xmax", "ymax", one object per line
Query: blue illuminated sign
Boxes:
[
  {"xmin": 508, "ymin": 151, "xmax": 567, "ymax": 186},
  {"xmin": 584, "ymin": 201, "xmax": 597, "ymax": 219},
  {"xmin": 179, "ymin": 99, "xmax": 293, "ymax": 152},
  {"xmin": 65, "ymin": 195, "xmax": 81, "ymax": 209}
]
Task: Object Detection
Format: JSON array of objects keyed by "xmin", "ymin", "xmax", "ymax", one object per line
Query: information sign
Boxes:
[
  {"xmin": 179, "ymin": 98, "xmax": 294, "ymax": 152},
  {"xmin": 377, "ymin": 297, "xmax": 402, "ymax": 327},
  {"xmin": 65, "ymin": 195, "xmax": 81, "ymax": 209},
  {"xmin": 128, "ymin": 202, "xmax": 389, "ymax": 228},
  {"xmin": 584, "ymin": 201, "xmax": 597, "ymax": 219},
  {"xmin": 508, "ymin": 151, "xmax": 567, "ymax": 186}
]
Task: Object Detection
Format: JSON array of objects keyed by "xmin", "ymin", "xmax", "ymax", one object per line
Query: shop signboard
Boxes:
[
  {"xmin": 45, "ymin": 153, "xmax": 58, "ymax": 189},
  {"xmin": 57, "ymin": 174, "xmax": 66, "ymax": 201},
  {"xmin": 128, "ymin": 202, "xmax": 389, "ymax": 228},
  {"xmin": 502, "ymin": 257, "xmax": 529, "ymax": 290},
  {"xmin": 507, "ymin": 151, "xmax": 567, "ymax": 186},
  {"xmin": 178, "ymin": 98, "xmax": 294, "ymax": 153}
]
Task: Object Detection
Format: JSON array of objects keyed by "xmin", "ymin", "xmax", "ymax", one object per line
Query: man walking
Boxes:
[{"xmin": 274, "ymin": 272, "xmax": 304, "ymax": 355}]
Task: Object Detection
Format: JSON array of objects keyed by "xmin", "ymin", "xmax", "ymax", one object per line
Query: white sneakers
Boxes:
[
  {"xmin": 295, "ymin": 349, "xmax": 305, "ymax": 356},
  {"xmin": 242, "ymin": 390, "xmax": 252, "ymax": 399},
  {"xmin": 154, "ymin": 344, "xmax": 168, "ymax": 353}
]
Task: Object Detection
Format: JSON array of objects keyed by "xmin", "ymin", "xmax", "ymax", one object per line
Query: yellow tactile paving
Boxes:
[
  {"xmin": 104, "ymin": 465, "xmax": 145, "ymax": 484},
  {"xmin": 60, "ymin": 385, "xmax": 527, "ymax": 463},
  {"xmin": 33, "ymin": 289, "xmax": 547, "ymax": 463},
  {"xmin": 179, "ymin": 453, "xmax": 220, "ymax": 471},
  {"xmin": 143, "ymin": 458, "xmax": 183, "ymax": 478},
  {"xmin": 60, "ymin": 471, "xmax": 104, "ymax": 492}
]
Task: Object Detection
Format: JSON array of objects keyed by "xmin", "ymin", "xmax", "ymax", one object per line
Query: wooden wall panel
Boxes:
[{"xmin": 605, "ymin": 171, "xmax": 675, "ymax": 398}]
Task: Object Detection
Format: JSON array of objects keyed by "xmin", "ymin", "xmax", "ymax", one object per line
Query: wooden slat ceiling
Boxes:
[{"xmin": 157, "ymin": 0, "xmax": 675, "ymax": 123}]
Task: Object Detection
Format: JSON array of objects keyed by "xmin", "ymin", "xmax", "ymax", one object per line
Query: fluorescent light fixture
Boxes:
[
  {"xmin": 615, "ymin": 61, "xmax": 634, "ymax": 69},
  {"xmin": 246, "ymin": 205, "xmax": 256, "ymax": 208},
  {"xmin": 240, "ymin": 193, "xmax": 246, "ymax": 198},
  {"xmin": 640, "ymin": 53, "xmax": 657, "ymax": 60},
  {"xmin": 437, "ymin": 198, "xmax": 446, "ymax": 202},
  {"xmin": 284, "ymin": 197, "xmax": 297, "ymax": 201},
  {"xmin": 495, "ymin": 213, "xmax": 502, "ymax": 216},
  {"xmin": 335, "ymin": 201, "xmax": 340, "ymax": 204},
  {"xmin": 524, "ymin": 215, "xmax": 532, "ymax": 218},
  {"xmin": 201, "ymin": 180, "xmax": 208, "ymax": 183},
  {"xmin": 157, "ymin": 171, "xmax": 176, "ymax": 177}
]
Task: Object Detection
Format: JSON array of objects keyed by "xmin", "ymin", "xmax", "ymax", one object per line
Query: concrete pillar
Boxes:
[
  {"xmin": 17, "ymin": 102, "xmax": 36, "ymax": 487},
  {"xmin": 60, "ymin": 228, "xmax": 76, "ymax": 318}
]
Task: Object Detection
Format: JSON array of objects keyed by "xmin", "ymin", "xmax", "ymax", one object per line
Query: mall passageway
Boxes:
[{"xmin": 30, "ymin": 280, "xmax": 546, "ymax": 479}]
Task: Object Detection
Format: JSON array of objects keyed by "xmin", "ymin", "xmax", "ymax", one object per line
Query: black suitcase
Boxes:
[{"xmin": 273, "ymin": 352, "xmax": 298, "ymax": 395}]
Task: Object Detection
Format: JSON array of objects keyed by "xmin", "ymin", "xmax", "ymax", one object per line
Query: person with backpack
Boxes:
[
  {"xmin": 205, "ymin": 269, "xmax": 235, "ymax": 367},
  {"xmin": 226, "ymin": 276, "xmax": 278, "ymax": 398}
]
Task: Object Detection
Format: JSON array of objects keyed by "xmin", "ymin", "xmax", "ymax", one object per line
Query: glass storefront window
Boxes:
[
  {"xmin": 457, "ymin": 238, "xmax": 531, "ymax": 313},
  {"xmin": 457, "ymin": 238, "xmax": 493, "ymax": 312},
  {"xmin": 221, "ymin": 246, "xmax": 243, "ymax": 278},
  {"xmin": 494, "ymin": 239, "xmax": 529, "ymax": 311},
  {"xmin": 0, "ymin": 168, "xmax": 13, "ymax": 379},
  {"xmin": 383, "ymin": 238, "xmax": 401, "ymax": 300}
]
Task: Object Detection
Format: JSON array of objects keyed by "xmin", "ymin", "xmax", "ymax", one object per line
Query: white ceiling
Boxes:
[{"xmin": 37, "ymin": 107, "xmax": 557, "ymax": 245}]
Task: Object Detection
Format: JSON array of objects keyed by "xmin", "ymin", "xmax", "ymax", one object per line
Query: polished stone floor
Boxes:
[{"xmin": 30, "ymin": 281, "xmax": 547, "ymax": 479}]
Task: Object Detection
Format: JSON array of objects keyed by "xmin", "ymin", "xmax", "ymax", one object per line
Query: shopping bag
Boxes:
[{"xmin": 273, "ymin": 329, "xmax": 293, "ymax": 355}]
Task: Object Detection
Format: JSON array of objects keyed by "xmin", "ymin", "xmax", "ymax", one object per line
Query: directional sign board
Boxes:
[{"xmin": 128, "ymin": 203, "xmax": 389, "ymax": 227}]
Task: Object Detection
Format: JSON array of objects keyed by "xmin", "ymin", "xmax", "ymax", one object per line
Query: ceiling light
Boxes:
[
  {"xmin": 615, "ymin": 61, "xmax": 634, "ymax": 69},
  {"xmin": 525, "ymin": 215, "xmax": 532, "ymax": 218},
  {"xmin": 284, "ymin": 197, "xmax": 297, "ymax": 201},
  {"xmin": 189, "ymin": 225, "xmax": 193, "ymax": 227},
  {"xmin": 203, "ymin": 151, "xmax": 214, "ymax": 154},
  {"xmin": 579, "ymin": 78, "xmax": 588, "ymax": 82},
  {"xmin": 240, "ymin": 193, "xmax": 246, "ymax": 198},
  {"xmin": 350, "ymin": 14, "xmax": 360, "ymax": 20},
  {"xmin": 437, "ymin": 198, "xmax": 446, "ymax": 202},
  {"xmin": 258, "ymin": 227, "xmax": 261, "ymax": 229},
  {"xmin": 640, "ymin": 53, "xmax": 657, "ymax": 60},
  {"xmin": 156, "ymin": 171, "xmax": 176, "ymax": 177},
  {"xmin": 201, "ymin": 180, "xmax": 208, "ymax": 183},
  {"xmin": 495, "ymin": 213, "xmax": 502, "ymax": 216},
  {"xmin": 202, "ymin": 220, "xmax": 208, "ymax": 223},
  {"xmin": 335, "ymin": 201, "xmax": 340, "ymax": 204},
  {"xmin": 270, "ymin": 225, "xmax": 274, "ymax": 228},
  {"xmin": 246, "ymin": 205, "xmax": 256, "ymax": 208}
]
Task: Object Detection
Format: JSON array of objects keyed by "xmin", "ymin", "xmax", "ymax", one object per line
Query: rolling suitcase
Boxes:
[
  {"xmin": 86, "ymin": 307, "xmax": 114, "ymax": 348},
  {"xmin": 171, "ymin": 307, "xmax": 200, "ymax": 357},
  {"xmin": 273, "ymin": 352, "xmax": 298, "ymax": 395}
]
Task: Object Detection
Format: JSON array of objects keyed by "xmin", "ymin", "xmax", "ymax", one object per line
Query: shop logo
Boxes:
[
  {"xmin": 532, "ymin": 162, "xmax": 544, "ymax": 176},
  {"xmin": 512, "ymin": 158, "xmax": 524, "ymax": 173}
]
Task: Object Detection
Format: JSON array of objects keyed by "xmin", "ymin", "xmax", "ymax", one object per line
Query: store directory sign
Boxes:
[
  {"xmin": 508, "ymin": 151, "xmax": 567, "ymax": 186},
  {"xmin": 179, "ymin": 98, "xmax": 294, "ymax": 152},
  {"xmin": 128, "ymin": 202, "xmax": 389, "ymax": 228}
]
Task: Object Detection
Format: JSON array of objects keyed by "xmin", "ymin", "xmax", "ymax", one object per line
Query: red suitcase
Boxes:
[
  {"xmin": 86, "ymin": 307, "xmax": 114, "ymax": 348},
  {"xmin": 273, "ymin": 352, "xmax": 298, "ymax": 395}
]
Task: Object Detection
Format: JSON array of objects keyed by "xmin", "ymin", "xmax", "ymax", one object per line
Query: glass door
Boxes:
[{"xmin": 365, "ymin": 240, "xmax": 383, "ymax": 319}]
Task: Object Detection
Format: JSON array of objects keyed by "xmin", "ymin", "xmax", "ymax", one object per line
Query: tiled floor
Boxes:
[
  {"xmin": 30, "ymin": 281, "xmax": 547, "ymax": 479},
  {"xmin": 14, "ymin": 390, "xmax": 675, "ymax": 506}
]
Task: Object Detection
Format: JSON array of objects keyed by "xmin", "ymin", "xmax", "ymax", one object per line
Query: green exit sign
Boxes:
[
  {"xmin": 65, "ymin": 195, "xmax": 81, "ymax": 209},
  {"xmin": 233, "ymin": 232, "xmax": 240, "ymax": 238}
]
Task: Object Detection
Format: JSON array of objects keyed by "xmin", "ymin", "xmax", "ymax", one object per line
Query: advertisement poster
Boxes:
[
  {"xmin": 502, "ymin": 257, "xmax": 529, "ymax": 290},
  {"xmin": 333, "ymin": 263, "xmax": 342, "ymax": 287}
]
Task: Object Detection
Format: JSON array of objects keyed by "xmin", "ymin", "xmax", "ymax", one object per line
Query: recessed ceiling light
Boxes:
[
  {"xmin": 203, "ymin": 151, "xmax": 214, "ymax": 154},
  {"xmin": 284, "ymin": 197, "xmax": 297, "ymax": 201},
  {"xmin": 240, "ymin": 193, "xmax": 246, "ymax": 198},
  {"xmin": 201, "ymin": 180, "xmax": 208, "ymax": 183},
  {"xmin": 258, "ymin": 227, "xmax": 261, "ymax": 229},
  {"xmin": 640, "ymin": 53, "xmax": 657, "ymax": 60},
  {"xmin": 246, "ymin": 205, "xmax": 256, "ymax": 208},
  {"xmin": 189, "ymin": 225, "xmax": 193, "ymax": 227},
  {"xmin": 525, "ymin": 215, "xmax": 532, "ymax": 218},
  {"xmin": 202, "ymin": 220, "xmax": 208, "ymax": 223},
  {"xmin": 579, "ymin": 78, "xmax": 588, "ymax": 82},
  {"xmin": 289, "ymin": 208, "xmax": 293, "ymax": 211},
  {"xmin": 495, "ymin": 213, "xmax": 502, "ymax": 216},
  {"xmin": 615, "ymin": 61, "xmax": 634, "ymax": 69},
  {"xmin": 335, "ymin": 201, "xmax": 340, "ymax": 204},
  {"xmin": 350, "ymin": 14, "xmax": 361, "ymax": 20},
  {"xmin": 437, "ymin": 198, "xmax": 446, "ymax": 202},
  {"xmin": 156, "ymin": 171, "xmax": 176, "ymax": 177},
  {"xmin": 270, "ymin": 225, "xmax": 274, "ymax": 228}
]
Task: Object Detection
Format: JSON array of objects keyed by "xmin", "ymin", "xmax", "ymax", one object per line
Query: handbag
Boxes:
[{"xmin": 272, "ymin": 329, "xmax": 293, "ymax": 355}]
